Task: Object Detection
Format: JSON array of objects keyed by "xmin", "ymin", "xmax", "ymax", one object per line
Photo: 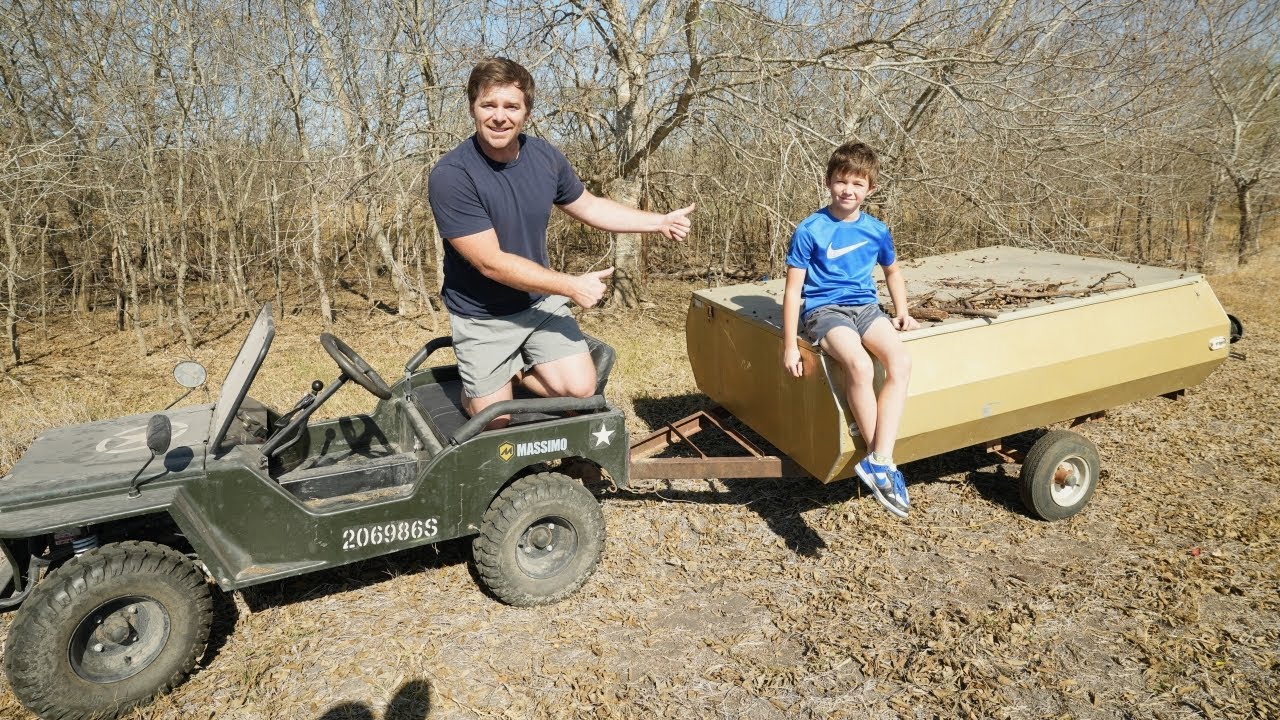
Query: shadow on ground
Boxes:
[
  {"xmin": 238, "ymin": 539, "xmax": 472, "ymax": 614},
  {"xmin": 317, "ymin": 678, "xmax": 433, "ymax": 720},
  {"xmin": 627, "ymin": 395, "xmax": 1050, "ymax": 555}
]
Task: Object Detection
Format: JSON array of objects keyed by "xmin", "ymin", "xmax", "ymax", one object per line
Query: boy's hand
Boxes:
[
  {"xmin": 893, "ymin": 314, "xmax": 920, "ymax": 331},
  {"xmin": 658, "ymin": 204, "xmax": 696, "ymax": 241},
  {"xmin": 783, "ymin": 347, "xmax": 804, "ymax": 377}
]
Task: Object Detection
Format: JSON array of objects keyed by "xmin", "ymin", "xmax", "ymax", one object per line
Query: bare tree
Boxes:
[
  {"xmin": 1170, "ymin": 0, "xmax": 1280, "ymax": 267},
  {"xmin": 0, "ymin": 0, "xmax": 1273, "ymax": 340}
]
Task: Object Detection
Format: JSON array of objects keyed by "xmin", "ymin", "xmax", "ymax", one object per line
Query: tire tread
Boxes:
[
  {"xmin": 472, "ymin": 473, "xmax": 605, "ymax": 607},
  {"xmin": 4, "ymin": 541, "xmax": 213, "ymax": 720}
]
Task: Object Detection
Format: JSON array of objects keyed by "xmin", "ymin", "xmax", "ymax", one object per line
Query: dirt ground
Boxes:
[{"xmin": 0, "ymin": 246, "xmax": 1277, "ymax": 720}]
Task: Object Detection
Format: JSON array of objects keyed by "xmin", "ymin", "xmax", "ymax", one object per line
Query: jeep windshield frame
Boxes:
[{"xmin": 209, "ymin": 303, "xmax": 275, "ymax": 453}]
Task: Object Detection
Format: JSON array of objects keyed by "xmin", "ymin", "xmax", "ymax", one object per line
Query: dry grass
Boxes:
[{"xmin": 0, "ymin": 248, "xmax": 1277, "ymax": 720}]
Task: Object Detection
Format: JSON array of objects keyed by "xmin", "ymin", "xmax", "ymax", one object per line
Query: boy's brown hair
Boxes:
[
  {"xmin": 826, "ymin": 141, "xmax": 879, "ymax": 186},
  {"xmin": 466, "ymin": 58, "xmax": 535, "ymax": 110}
]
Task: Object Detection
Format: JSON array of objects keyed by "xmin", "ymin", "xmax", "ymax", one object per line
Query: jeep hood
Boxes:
[{"xmin": 0, "ymin": 404, "xmax": 213, "ymax": 509}]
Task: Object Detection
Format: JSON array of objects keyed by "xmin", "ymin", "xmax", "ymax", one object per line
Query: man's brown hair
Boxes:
[
  {"xmin": 826, "ymin": 141, "xmax": 879, "ymax": 186},
  {"xmin": 466, "ymin": 58, "xmax": 535, "ymax": 109}
]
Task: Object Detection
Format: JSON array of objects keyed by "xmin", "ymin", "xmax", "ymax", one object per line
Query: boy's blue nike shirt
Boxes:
[{"xmin": 785, "ymin": 208, "xmax": 896, "ymax": 318}]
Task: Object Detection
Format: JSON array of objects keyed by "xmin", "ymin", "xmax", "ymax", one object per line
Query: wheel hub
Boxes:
[
  {"xmin": 516, "ymin": 517, "xmax": 577, "ymax": 579},
  {"xmin": 527, "ymin": 525, "xmax": 555, "ymax": 550},
  {"xmin": 1050, "ymin": 456, "xmax": 1090, "ymax": 506},
  {"xmin": 100, "ymin": 615, "xmax": 132, "ymax": 644},
  {"xmin": 70, "ymin": 597, "xmax": 171, "ymax": 684}
]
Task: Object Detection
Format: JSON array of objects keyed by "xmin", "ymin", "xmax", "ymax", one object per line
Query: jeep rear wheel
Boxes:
[
  {"xmin": 473, "ymin": 472, "xmax": 605, "ymax": 607},
  {"xmin": 4, "ymin": 541, "xmax": 213, "ymax": 720}
]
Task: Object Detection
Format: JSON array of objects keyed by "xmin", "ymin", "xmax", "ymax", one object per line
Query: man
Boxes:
[{"xmin": 428, "ymin": 57, "xmax": 694, "ymax": 426}]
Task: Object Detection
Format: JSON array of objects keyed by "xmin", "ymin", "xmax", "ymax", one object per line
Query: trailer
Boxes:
[{"xmin": 631, "ymin": 246, "xmax": 1238, "ymax": 520}]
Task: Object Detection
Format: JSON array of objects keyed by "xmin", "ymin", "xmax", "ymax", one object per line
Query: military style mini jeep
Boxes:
[{"xmin": 0, "ymin": 304, "xmax": 630, "ymax": 719}]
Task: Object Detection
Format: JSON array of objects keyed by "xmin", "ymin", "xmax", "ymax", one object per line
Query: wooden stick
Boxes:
[
  {"xmin": 939, "ymin": 305, "xmax": 1000, "ymax": 319},
  {"xmin": 911, "ymin": 307, "xmax": 949, "ymax": 322}
]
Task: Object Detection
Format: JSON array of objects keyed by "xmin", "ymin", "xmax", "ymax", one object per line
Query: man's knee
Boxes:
[
  {"xmin": 527, "ymin": 356, "xmax": 598, "ymax": 398},
  {"xmin": 552, "ymin": 370, "xmax": 598, "ymax": 398}
]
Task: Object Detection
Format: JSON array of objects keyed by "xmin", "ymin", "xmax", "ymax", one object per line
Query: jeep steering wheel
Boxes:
[{"xmin": 319, "ymin": 333, "xmax": 392, "ymax": 400}]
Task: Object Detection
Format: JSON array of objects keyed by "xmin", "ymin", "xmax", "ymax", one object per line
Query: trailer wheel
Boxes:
[
  {"xmin": 1019, "ymin": 430, "xmax": 1100, "ymax": 521},
  {"xmin": 473, "ymin": 472, "xmax": 605, "ymax": 607},
  {"xmin": 4, "ymin": 541, "xmax": 212, "ymax": 720}
]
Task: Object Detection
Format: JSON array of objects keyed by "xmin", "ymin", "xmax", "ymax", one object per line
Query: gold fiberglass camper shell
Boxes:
[{"xmin": 654, "ymin": 246, "xmax": 1236, "ymax": 520}]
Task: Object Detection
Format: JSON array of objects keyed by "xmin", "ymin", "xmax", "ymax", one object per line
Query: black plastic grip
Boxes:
[{"xmin": 450, "ymin": 395, "xmax": 607, "ymax": 445}]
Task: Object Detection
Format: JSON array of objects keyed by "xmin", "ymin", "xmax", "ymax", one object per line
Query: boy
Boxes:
[{"xmin": 781, "ymin": 142, "xmax": 919, "ymax": 518}]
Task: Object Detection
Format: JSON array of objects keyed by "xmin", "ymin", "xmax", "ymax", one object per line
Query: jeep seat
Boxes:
[{"xmin": 584, "ymin": 334, "xmax": 615, "ymax": 395}]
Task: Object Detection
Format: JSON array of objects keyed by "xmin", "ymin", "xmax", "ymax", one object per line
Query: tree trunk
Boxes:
[
  {"xmin": 605, "ymin": 176, "xmax": 644, "ymax": 309},
  {"xmin": 117, "ymin": 225, "xmax": 147, "ymax": 356},
  {"xmin": 308, "ymin": 184, "xmax": 334, "ymax": 325},
  {"xmin": 1111, "ymin": 202, "xmax": 1126, "ymax": 255},
  {"xmin": 1235, "ymin": 180, "xmax": 1255, "ymax": 266},
  {"xmin": 36, "ymin": 221, "xmax": 47, "ymax": 332},
  {"xmin": 208, "ymin": 159, "xmax": 251, "ymax": 317},
  {"xmin": 173, "ymin": 144, "xmax": 196, "ymax": 351},
  {"xmin": 111, "ymin": 230, "xmax": 126, "ymax": 332},
  {"xmin": 1182, "ymin": 201, "xmax": 1193, "ymax": 270},
  {"xmin": 367, "ymin": 196, "xmax": 419, "ymax": 314},
  {"xmin": 270, "ymin": 179, "xmax": 285, "ymax": 315},
  {"xmin": 3, "ymin": 212, "xmax": 20, "ymax": 369},
  {"xmin": 1199, "ymin": 178, "xmax": 1220, "ymax": 273}
]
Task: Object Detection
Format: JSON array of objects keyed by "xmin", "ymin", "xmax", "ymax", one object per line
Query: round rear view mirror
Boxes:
[{"xmin": 173, "ymin": 361, "xmax": 208, "ymax": 389}]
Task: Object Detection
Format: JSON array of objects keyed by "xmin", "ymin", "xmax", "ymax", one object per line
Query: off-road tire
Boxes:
[
  {"xmin": 1019, "ymin": 430, "xmax": 1100, "ymax": 521},
  {"xmin": 4, "ymin": 541, "xmax": 213, "ymax": 720},
  {"xmin": 473, "ymin": 472, "xmax": 605, "ymax": 607}
]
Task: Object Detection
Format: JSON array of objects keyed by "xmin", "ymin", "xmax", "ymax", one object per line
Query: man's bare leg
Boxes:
[
  {"xmin": 464, "ymin": 380, "xmax": 516, "ymax": 429},
  {"xmin": 521, "ymin": 351, "xmax": 598, "ymax": 399}
]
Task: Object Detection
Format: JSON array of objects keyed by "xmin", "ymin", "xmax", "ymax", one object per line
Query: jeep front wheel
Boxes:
[
  {"xmin": 4, "ymin": 541, "xmax": 213, "ymax": 720},
  {"xmin": 473, "ymin": 472, "xmax": 605, "ymax": 607}
]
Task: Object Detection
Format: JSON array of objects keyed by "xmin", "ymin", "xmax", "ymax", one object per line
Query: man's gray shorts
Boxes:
[
  {"xmin": 801, "ymin": 303, "xmax": 889, "ymax": 345},
  {"xmin": 450, "ymin": 295, "xmax": 588, "ymax": 399}
]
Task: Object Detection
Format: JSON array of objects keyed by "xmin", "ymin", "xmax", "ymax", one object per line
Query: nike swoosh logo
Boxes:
[{"xmin": 826, "ymin": 240, "xmax": 868, "ymax": 260}]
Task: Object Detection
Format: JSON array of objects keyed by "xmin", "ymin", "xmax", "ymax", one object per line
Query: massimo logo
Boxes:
[{"xmin": 498, "ymin": 437, "xmax": 568, "ymax": 462}]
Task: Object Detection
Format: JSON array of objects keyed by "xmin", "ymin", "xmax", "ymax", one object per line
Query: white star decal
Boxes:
[{"xmin": 592, "ymin": 424, "xmax": 614, "ymax": 447}]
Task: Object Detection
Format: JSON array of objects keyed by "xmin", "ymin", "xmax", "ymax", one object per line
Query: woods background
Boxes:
[{"xmin": 1, "ymin": 0, "xmax": 1276, "ymax": 366}]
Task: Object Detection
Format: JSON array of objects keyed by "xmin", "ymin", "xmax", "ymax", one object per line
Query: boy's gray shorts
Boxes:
[
  {"xmin": 801, "ymin": 303, "xmax": 888, "ymax": 345},
  {"xmin": 450, "ymin": 295, "xmax": 588, "ymax": 399}
]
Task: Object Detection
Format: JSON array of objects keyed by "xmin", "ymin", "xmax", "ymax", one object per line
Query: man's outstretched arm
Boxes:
[
  {"xmin": 559, "ymin": 191, "xmax": 695, "ymax": 241},
  {"xmin": 448, "ymin": 228, "xmax": 614, "ymax": 309}
]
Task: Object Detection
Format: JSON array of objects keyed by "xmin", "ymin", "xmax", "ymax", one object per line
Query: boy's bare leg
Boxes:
[
  {"xmin": 521, "ymin": 351, "xmax": 598, "ymax": 399},
  {"xmin": 820, "ymin": 327, "xmax": 878, "ymax": 444},
  {"xmin": 860, "ymin": 318, "xmax": 913, "ymax": 457}
]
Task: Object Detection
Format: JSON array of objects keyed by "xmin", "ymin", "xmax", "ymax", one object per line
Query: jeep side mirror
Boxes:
[
  {"xmin": 146, "ymin": 414, "xmax": 172, "ymax": 456},
  {"xmin": 166, "ymin": 361, "xmax": 208, "ymax": 411},
  {"xmin": 173, "ymin": 361, "xmax": 207, "ymax": 388},
  {"xmin": 130, "ymin": 415, "xmax": 174, "ymax": 498}
]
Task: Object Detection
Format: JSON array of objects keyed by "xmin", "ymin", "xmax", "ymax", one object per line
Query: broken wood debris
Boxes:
[{"xmin": 905, "ymin": 273, "xmax": 1140, "ymax": 322}]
